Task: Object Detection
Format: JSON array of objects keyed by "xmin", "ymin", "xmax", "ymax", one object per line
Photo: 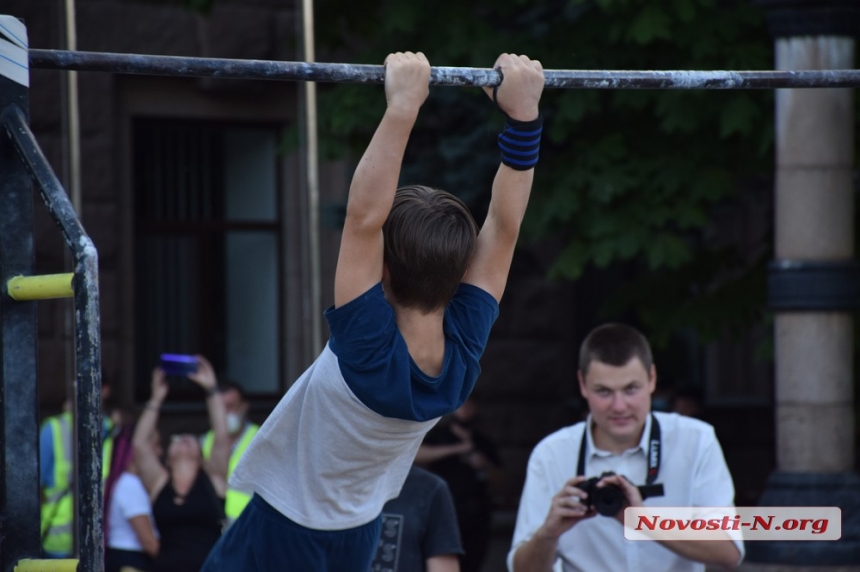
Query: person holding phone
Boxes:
[
  {"xmin": 132, "ymin": 355, "xmax": 229, "ymax": 572},
  {"xmin": 200, "ymin": 380, "xmax": 259, "ymax": 530},
  {"xmin": 104, "ymin": 421, "xmax": 160, "ymax": 572}
]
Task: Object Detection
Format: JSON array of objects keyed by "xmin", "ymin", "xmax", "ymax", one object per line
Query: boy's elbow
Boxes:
[
  {"xmin": 345, "ymin": 193, "xmax": 388, "ymax": 227},
  {"xmin": 344, "ymin": 207, "xmax": 385, "ymax": 236},
  {"xmin": 493, "ymin": 219, "xmax": 522, "ymax": 247},
  {"xmin": 486, "ymin": 203, "xmax": 526, "ymax": 238}
]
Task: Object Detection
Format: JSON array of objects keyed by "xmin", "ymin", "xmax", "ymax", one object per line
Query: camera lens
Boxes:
[{"xmin": 593, "ymin": 484, "xmax": 625, "ymax": 516}]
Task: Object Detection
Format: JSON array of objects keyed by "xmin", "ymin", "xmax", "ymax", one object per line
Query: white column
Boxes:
[{"xmin": 774, "ymin": 36, "xmax": 855, "ymax": 473}]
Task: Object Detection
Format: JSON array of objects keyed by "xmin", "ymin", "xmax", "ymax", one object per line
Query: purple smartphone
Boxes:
[{"xmin": 160, "ymin": 353, "xmax": 198, "ymax": 377}]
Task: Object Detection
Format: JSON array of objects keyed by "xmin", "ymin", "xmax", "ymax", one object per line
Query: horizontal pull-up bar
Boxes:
[{"xmin": 28, "ymin": 49, "xmax": 860, "ymax": 90}]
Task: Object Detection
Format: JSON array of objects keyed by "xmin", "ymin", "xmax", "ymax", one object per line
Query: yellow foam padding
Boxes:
[
  {"xmin": 14, "ymin": 559, "xmax": 79, "ymax": 572},
  {"xmin": 6, "ymin": 274, "xmax": 74, "ymax": 301}
]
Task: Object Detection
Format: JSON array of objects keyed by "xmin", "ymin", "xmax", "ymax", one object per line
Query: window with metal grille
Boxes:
[{"xmin": 133, "ymin": 119, "xmax": 283, "ymax": 400}]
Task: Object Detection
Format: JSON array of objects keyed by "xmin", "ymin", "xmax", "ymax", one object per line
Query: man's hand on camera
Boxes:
[
  {"xmin": 597, "ymin": 473, "xmax": 644, "ymax": 524},
  {"xmin": 538, "ymin": 476, "xmax": 597, "ymax": 540}
]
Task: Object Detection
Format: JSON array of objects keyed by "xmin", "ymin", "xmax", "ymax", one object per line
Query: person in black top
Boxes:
[
  {"xmin": 133, "ymin": 356, "xmax": 229, "ymax": 572},
  {"xmin": 417, "ymin": 397, "xmax": 503, "ymax": 572},
  {"xmin": 371, "ymin": 465, "xmax": 464, "ymax": 572}
]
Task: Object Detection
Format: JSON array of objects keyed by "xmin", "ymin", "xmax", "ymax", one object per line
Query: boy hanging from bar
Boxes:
[{"xmin": 200, "ymin": 50, "xmax": 545, "ymax": 571}]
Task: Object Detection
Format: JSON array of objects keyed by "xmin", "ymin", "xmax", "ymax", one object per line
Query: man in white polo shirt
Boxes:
[{"xmin": 509, "ymin": 323, "xmax": 744, "ymax": 572}]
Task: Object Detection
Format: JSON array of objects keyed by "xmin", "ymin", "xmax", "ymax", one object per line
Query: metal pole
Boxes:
[
  {"xmin": 299, "ymin": 0, "xmax": 323, "ymax": 357},
  {"xmin": 63, "ymin": 0, "xmax": 81, "ymax": 214},
  {"xmin": 3, "ymin": 106, "xmax": 104, "ymax": 572},
  {"xmin": 0, "ymin": 16, "xmax": 41, "ymax": 572},
  {"xmin": 28, "ymin": 49, "xmax": 860, "ymax": 89},
  {"xmin": 61, "ymin": 0, "xmax": 82, "ymax": 557}
]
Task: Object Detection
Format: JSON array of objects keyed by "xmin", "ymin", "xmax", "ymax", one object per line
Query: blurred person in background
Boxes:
[
  {"xmin": 40, "ymin": 380, "xmax": 116, "ymax": 558},
  {"xmin": 370, "ymin": 465, "xmax": 463, "ymax": 572},
  {"xmin": 200, "ymin": 379, "xmax": 259, "ymax": 529},
  {"xmin": 417, "ymin": 397, "xmax": 503, "ymax": 572},
  {"xmin": 104, "ymin": 419, "xmax": 160, "ymax": 572},
  {"xmin": 671, "ymin": 385, "xmax": 705, "ymax": 419},
  {"xmin": 133, "ymin": 356, "xmax": 229, "ymax": 572}
]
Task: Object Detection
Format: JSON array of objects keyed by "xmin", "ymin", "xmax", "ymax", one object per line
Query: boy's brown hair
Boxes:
[
  {"xmin": 578, "ymin": 323, "xmax": 653, "ymax": 375},
  {"xmin": 383, "ymin": 185, "xmax": 478, "ymax": 313}
]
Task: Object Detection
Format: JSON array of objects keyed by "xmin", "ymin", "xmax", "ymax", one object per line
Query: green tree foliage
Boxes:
[{"xmin": 314, "ymin": 0, "xmax": 775, "ymax": 344}]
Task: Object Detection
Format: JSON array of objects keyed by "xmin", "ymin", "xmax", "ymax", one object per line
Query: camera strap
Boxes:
[{"xmin": 577, "ymin": 413, "xmax": 662, "ymax": 487}]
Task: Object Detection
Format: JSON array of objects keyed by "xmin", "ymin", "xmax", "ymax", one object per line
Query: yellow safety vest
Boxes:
[
  {"xmin": 40, "ymin": 411, "xmax": 114, "ymax": 556},
  {"xmin": 202, "ymin": 423, "xmax": 259, "ymax": 524}
]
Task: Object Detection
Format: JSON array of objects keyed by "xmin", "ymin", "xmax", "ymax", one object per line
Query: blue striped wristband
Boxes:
[{"xmin": 498, "ymin": 115, "xmax": 542, "ymax": 171}]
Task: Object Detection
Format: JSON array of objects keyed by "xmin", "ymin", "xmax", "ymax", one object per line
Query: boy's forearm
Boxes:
[
  {"xmin": 487, "ymin": 90, "xmax": 541, "ymax": 240},
  {"xmin": 487, "ymin": 164, "xmax": 534, "ymax": 240},
  {"xmin": 345, "ymin": 106, "xmax": 419, "ymax": 230}
]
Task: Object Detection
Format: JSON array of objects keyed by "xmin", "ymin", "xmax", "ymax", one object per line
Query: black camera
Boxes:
[
  {"xmin": 577, "ymin": 471, "xmax": 626, "ymax": 516},
  {"xmin": 577, "ymin": 471, "xmax": 665, "ymax": 517}
]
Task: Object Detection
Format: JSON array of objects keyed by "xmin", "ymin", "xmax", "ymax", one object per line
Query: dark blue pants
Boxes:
[{"xmin": 201, "ymin": 494, "xmax": 382, "ymax": 572}]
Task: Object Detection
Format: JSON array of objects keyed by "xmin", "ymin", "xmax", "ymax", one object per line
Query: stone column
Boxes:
[
  {"xmin": 775, "ymin": 36, "xmax": 855, "ymax": 474},
  {"xmin": 747, "ymin": 1, "xmax": 860, "ymax": 569}
]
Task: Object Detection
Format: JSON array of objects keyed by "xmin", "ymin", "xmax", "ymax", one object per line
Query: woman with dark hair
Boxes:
[
  {"xmin": 133, "ymin": 355, "xmax": 229, "ymax": 572},
  {"xmin": 104, "ymin": 421, "xmax": 161, "ymax": 572}
]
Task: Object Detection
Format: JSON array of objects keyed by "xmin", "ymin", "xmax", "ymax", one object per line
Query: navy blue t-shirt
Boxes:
[{"xmin": 326, "ymin": 283, "xmax": 499, "ymax": 422}]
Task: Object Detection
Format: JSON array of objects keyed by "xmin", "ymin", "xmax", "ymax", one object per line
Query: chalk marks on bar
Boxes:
[{"xmin": 28, "ymin": 49, "xmax": 860, "ymax": 90}]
